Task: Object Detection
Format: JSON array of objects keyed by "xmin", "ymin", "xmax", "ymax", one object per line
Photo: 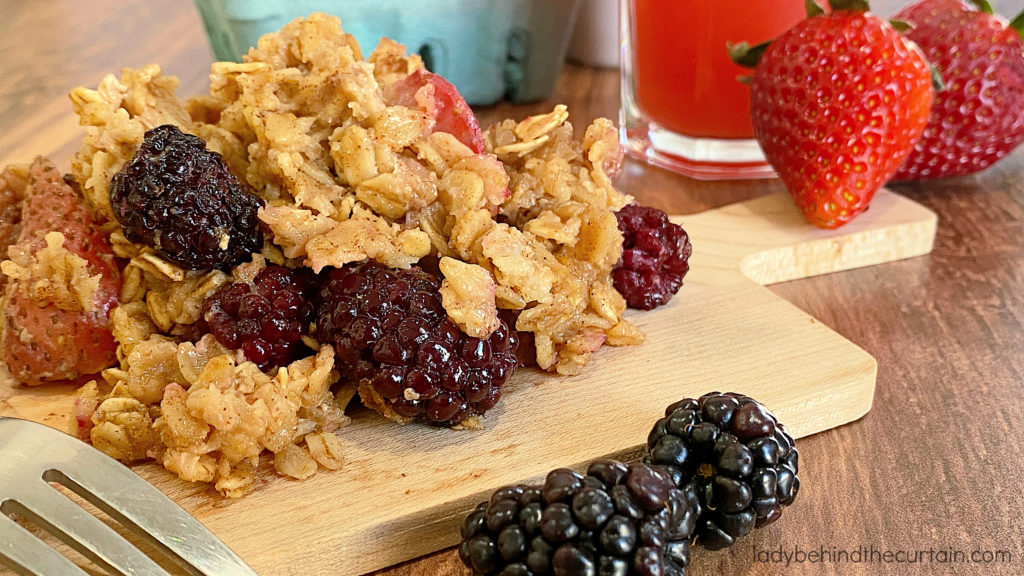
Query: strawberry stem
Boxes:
[{"xmin": 828, "ymin": 0, "xmax": 870, "ymax": 12}]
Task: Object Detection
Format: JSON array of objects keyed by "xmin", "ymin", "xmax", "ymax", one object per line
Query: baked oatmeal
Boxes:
[{"xmin": 0, "ymin": 13, "xmax": 691, "ymax": 497}]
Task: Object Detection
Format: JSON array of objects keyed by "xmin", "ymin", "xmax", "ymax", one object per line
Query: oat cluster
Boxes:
[{"xmin": 80, "ymin": 334, "xmax": 346, "ymax": 496}]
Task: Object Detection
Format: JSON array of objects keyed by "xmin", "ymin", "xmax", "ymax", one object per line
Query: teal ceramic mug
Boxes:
[{"xmin": 194, "ymin": 0, "xmax": 582, "ymax": 105}]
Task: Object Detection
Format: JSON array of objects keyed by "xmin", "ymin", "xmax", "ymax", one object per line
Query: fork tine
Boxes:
[
  {"xmin": 0, "ymin": 512, "xmax": 91, "ymax": 576},
  {"xmin": 0, "ymin": 419, "xmax": 257, "ymax": 576},
  {"xmin": 12, "ymin": 479, "xmax": 170, "ymax": 576},
  {"xmin": 48, "ymin": 465, "xmax": 258, "ymax": 576}
]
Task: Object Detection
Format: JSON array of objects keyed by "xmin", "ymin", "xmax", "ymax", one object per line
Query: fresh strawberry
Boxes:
[
  {"xmin": 741, "ymin": 0, "xmax": 934, "ymax": 229},
  {"xmin": 386, "ymin": 68, "xmax": 486, "ymax": 154},
  {"xmin": 893, "ymin": 0, "xmax": 1024, "ymax": 180},
  {"xmin": 1, "ymin": 158, "xmax": 120, "ymax": 385}
]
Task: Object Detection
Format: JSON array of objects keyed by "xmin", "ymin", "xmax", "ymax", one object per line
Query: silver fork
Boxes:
[{"xmin": 0, "ymin": 417, "xmax": 258, "ymax": 576}]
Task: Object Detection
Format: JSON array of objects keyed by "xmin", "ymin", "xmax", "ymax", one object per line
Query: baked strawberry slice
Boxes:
[
  {"xmin": 386, "ymin": 68, "xmax": 486, "ymax": 154},
  {"xmin": 736, "ymin": 0, "xmax": 934, "ymax": 229},
  {"xmin": 0, "ymin": 166, "xmax": 28, "ymax": 292},
  {"xmin": 893, "ymin": 0, "xmax": 1024, "ymax": 180},
  {"xmin": 1, "ymin": 158, "xmax": 120, "ymax": 385}
]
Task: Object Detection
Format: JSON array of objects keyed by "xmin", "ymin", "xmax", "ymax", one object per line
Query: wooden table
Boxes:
[{"xmin": 1, "ymin": 2, "xmax": 1021, "ymax": 575}]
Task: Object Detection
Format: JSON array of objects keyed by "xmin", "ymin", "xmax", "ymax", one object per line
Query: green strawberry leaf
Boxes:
[
  {"xmin": 1011, "ymin": 10, "xmax": 1024, "ymax": 39},
  {"xmin": 828, "ymin": 0, "xmax": 870, "ymax": 12},
  {"xmin": 889, "ymin": 19, "xmax": 914, "ymax": 32},
  {"xmin": 929, "ymin": 63, "xmax": 946, "ymax": 92},
  {"xmin": 968, "ymin": 0, "xmax": 994, "ymax": 14},
  {"xmin": 728, "ymin": 41, "xmax": 771, "ymax": 69},
  {"xmin": 805, "ymin": 0, "xmax": 826, "ymax": 17},
  {"xmin": 736, "ymin": 74, "xmax": 754, "ymax": 86}
]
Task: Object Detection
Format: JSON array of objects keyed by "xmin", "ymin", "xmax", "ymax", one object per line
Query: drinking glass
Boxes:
[{"xmin": 620, "ymin": 0, "xmax": 805, "ymax": 179}]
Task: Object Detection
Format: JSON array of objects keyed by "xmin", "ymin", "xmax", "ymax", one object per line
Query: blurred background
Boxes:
[
  {"xmin": 191, "ymin": 0, "xmax": 1024, "ymax": 105},
  {"xmin": 0, "ymin": 0, "xmax": 1021, "ymax": 165}
]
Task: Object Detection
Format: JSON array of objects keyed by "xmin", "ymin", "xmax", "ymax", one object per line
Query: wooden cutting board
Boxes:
[{"xmin": 0, "ymin": 189, "xmax": 936, "ymax": 575}]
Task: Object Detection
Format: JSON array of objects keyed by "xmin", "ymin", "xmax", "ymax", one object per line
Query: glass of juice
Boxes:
[{"xmin": 620, "ymin": 0, "xmax": 806, "ymax": 179}]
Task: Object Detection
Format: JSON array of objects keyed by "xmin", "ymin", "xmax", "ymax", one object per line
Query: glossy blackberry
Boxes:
[
  {"xmin": 613, "ymin": 204, "xmax": 692, "ymax": 310},
  {"xmin": 315, "ymin": 261, "xmax": 519, "ymax": 425},
  {"xmin": 201, "ymin": 265, "xmax": 319, "ymax": 369},
  {"xmin": 110, "ymin": 124, "xmax": 264, "ymax": 271},
  {"xmin": 646, "ymin": 392, "xmax": 799, "ymax": 550},
  {"xmin": 459, "ymin": 461, "xmax": 697, "ymax": 576}
]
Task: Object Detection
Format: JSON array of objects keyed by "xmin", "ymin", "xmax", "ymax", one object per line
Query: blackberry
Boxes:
[
  {"xmin": 315, "ymin": 261, "xmax": 518, "ymax": 425},
  {"xmin": 459, "ymin": 461, "xmax": 698, "ymax": 576},
  {"xmin": 201, "ymin": 265, "xmax": 319, "ymax": 370},
  {"xmin": 110, "ymin": 124, "xmax": 264, "ymax": 271},
  {"xmin": 613, "ymin": 204, "xmax": 692, "ymax": 310},
  {"xmin": 646, "ymin": 392, "xmax": 799, "ymax": 550}
]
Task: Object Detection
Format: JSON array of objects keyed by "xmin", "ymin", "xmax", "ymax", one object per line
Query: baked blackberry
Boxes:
[
  {"xmin": 646, "ymin": 392, "xmax": 799, "ymax": 550},
  {"xmin": 110, "ymin": 124, "xmax": 264, "ymax": 271},
  {"xmin": 315, "ymin": 261, "xmax": 518, "ymax": 425},
  {"xmin": 201, "ymin": 265, "xmax": 319, "ymax": 370},
  {"xmin": 459, "ymin": 461, "xmax": 698, "ymax": 576},
  {"xmin": 613, "ymin": 204, "xmax": 692, "ymax": 310}
]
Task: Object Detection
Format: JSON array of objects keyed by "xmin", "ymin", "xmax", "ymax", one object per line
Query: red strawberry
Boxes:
[
  {"xmin": 744, "ymin": 0, "xmax": 934, "ymax": 229},
  {"xmin": 1, "ymin": 158, "xmax": 120, "ymax": 385},
  {"xmin": 386, "ymin": 68, "xmax": 486, "ymax": 154},
  {"xmin": 893, "ymin": 0, "xmax": 1024, "ymax": 180}
]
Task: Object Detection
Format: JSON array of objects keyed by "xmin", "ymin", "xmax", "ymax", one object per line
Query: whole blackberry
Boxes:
[
  {"xmin": 110, "ymin": 124, "xmax": 264, "ymax": 271},
  {"xmin": 613, "ymin": 204, "xmax": 692, "ymax": 310},
  {"xmin": 646, "ymin": 392, "xmax": 799, "ymax": 550},
  {"xmin": 315, "ymin": 261, "xmax": 519, "ymax": 425},
  {"xmin": 459, "ymin": 461, "xmax": 698, "ymax": 576},
  {"xmin": 201, "ymin": 265, "xmax": 319, "ymax": 370}
]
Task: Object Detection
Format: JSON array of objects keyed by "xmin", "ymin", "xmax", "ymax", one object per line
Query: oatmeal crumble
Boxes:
[{"xmin": 0, "ymin": 12, "xmax": 658, "ymax": 495}]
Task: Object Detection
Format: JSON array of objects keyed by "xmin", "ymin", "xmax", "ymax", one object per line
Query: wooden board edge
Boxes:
[
  {"xmin": 676, "ymin": 189, "xmax": 939, "ymax": 287},
  {"xmin": 741, "ymin": 208, "xmax": 937, "ymax": 285},
  {"xmin": 339, "ymin": 445, "xmax": 649, "ymax": 575},
  {"xmin": 782, "ymin": 352, "xmax": 877, "ymax": 439}
]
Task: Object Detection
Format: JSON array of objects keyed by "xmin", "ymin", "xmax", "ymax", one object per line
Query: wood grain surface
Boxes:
[{"xmin": 0, "ymin": 1, "xmax": 1022, "ymax": 575}]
